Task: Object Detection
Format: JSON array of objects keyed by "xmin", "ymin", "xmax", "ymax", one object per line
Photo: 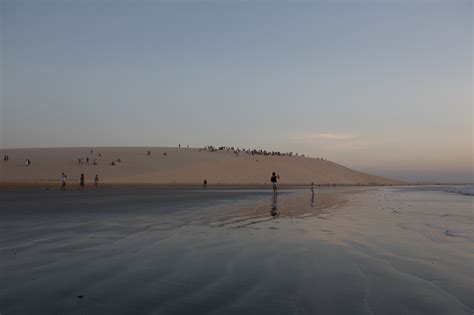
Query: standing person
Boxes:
[
  {"xmin": 203, "ymin": 179, "xmax": 207, "ymax": 188},
  {"xmin": 311, "ymin": 182, "xmax": 315, "ymax": 195},
  {"xmin": 94, "ymin": 175, "xmax": 99, "ymax": 189},
  {"xmin": 270, "ymin": 172, "xmax": 280, "ymax": 195},
  {"xmin": 79, "ymin": 174, "xmax": 85, "ymax": 191},
  {"xmin": 61, "ymin": 173, "xmax": 67, "ymax": 190}
]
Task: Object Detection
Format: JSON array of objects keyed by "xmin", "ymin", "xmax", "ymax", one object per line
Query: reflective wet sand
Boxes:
[{"xmin": 1, "ymin": 187, "xmax": 472, "ymax": 314}]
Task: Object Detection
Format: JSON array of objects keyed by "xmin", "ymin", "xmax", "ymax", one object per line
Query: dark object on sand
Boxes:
[
  {"xmin": 79, "ymin": 174, "xmax": 85, "ymax": 190},
  {"xmin": 203, "ymin": 180, "xmax": 207, "ymax": 188},
  {"xmin": 77, "ymin": 295, "xmax": 84, "ymax": 299},
  {"xmin": 164, "ymin": 152, "xmax": 167, "ymax": 156},
  {"xmin": 111, "ymin": 162, "xmax": 115, "ymax": 166}
]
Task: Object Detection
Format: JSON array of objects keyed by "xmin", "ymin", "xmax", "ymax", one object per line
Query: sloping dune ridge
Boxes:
[{"xmin": 0, "ymin": 147, "xmax": 403, "ymax": 185}]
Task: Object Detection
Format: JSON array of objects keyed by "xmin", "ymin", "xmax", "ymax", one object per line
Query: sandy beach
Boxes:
[
  {"xmin": 2, "ymin": 2, "xmax": 471, "ymax": 314},
  {"xmin": 1, "ymin": 186, "xmax": 472, "ymax": 314},
  {"xmin": 0, "ymin": 147, "xmax": 403, "ymax": 187}
]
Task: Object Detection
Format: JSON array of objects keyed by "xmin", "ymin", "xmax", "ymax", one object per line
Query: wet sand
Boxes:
[{"xmin": 0, "ymin": 187, "xmax": 472, "ymax": 314}]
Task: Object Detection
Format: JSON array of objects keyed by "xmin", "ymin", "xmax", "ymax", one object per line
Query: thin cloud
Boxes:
[{"xmin": 290, "ymin": 132, "xmax": 358, "ymax": 141}]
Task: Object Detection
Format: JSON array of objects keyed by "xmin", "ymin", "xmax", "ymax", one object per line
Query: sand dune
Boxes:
[{"xmin": 0, "ymin": 147, "xmax": 403, "ymax": 186}]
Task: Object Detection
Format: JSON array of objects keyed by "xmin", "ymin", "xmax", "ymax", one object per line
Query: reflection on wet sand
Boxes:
[
  {"xmin": 207, "ymin": 190, "xmax": 341, "ymax": 228},
  {"xmin": 270, "ymin": 194, "xmax": 279, "ymax": 218},
  {"xmin": 2, "ymin": 187, "xmax": 471, "ymax": 314}
]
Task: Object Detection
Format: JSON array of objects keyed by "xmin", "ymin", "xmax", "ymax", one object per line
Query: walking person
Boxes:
[
  {"xmin": 270, "ymin": 172, "xmax": 280, "ymax": 195},
  {"xmin": 94, "ymin": 174, "xmax": 99, "ymax": 189},
  {"xmin": 79, "ymin": 174, "xmax": 85, "ymax": 191},
  {"xmin": 61, "ymin": 173, "xmax": 67, "ymax": 190}
]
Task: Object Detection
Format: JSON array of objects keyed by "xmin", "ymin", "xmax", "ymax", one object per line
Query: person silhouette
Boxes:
[
  {"xmin": 270, "ymin": 172, "xmax": 280, "ymax": 195},
  {"xmin": 61, "ymin": 173, "xmax": 67, "ymax": 190},
  {"xmin": 79, "ymin": 174, "xmax": 85, "ymax": 191}
]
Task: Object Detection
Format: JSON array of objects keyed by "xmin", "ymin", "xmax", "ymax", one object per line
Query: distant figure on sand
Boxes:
[
  {"xmin": 61, "ymin": 173, "xmax": 67, "ymax": 190},
  {"xmin": 271, "ymin": 172, "xmax": 280, "ymax": 195},
  {"xmin": 3, "ymin": 154, "xmax": 8, "ymax": 162},
  {"xmin": 203, "ymin": 179, "xmax": 207, "ymax": 188},
  {"xmin": 311, "ymin": 182, "xmax": 314, "ymax": 195},
  {"xmin": 79, "ymin": 174, "xmax": 85, "ymax": 191},
  {"xmin": 147, "ymin": 150, "xmax": 151, "ymax": 156},
  {"xmin": 25, "ymin": 159, "xmax": 31, "ymax": 166},
  {"xmin": 94, "ymin": 175, "xmax": 99, "ymax": 189}
]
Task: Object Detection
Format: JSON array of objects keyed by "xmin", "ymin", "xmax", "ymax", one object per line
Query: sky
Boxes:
[{"xmin": 0, "ymin": 0, "xmax": 472, "ymax": 183}]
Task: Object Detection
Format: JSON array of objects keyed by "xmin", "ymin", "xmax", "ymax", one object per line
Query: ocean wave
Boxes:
[{"xmin": 442, "ymin": 185, "xmax": 474, "ymax": 196}]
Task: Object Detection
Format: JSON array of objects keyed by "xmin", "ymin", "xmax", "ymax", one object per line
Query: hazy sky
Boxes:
[{"xmin": 1, "ymin": 1, "xmax": 472, "ymax": 182}]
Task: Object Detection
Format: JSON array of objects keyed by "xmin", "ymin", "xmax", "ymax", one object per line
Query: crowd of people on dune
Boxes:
[
  {"xmin": 201, "ymin": 145, "xmax": 300, "ymax": 157},
  {"xmin": 199, "ymin": 145, "xmax": 328, "ymax": 161},
  {"xmin": 200, "ymin": 145, "xmax": 325, "ymax": 160}
]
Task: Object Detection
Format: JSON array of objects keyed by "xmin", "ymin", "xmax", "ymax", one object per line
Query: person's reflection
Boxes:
[{"xmin": 271, "ymin": 194, "xmax": 279, "ymax": 218}]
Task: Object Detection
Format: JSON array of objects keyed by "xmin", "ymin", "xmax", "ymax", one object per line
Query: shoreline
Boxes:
[{"xmin": 0, "ymin": 182, "xmax": 411, "ymax": 189}]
